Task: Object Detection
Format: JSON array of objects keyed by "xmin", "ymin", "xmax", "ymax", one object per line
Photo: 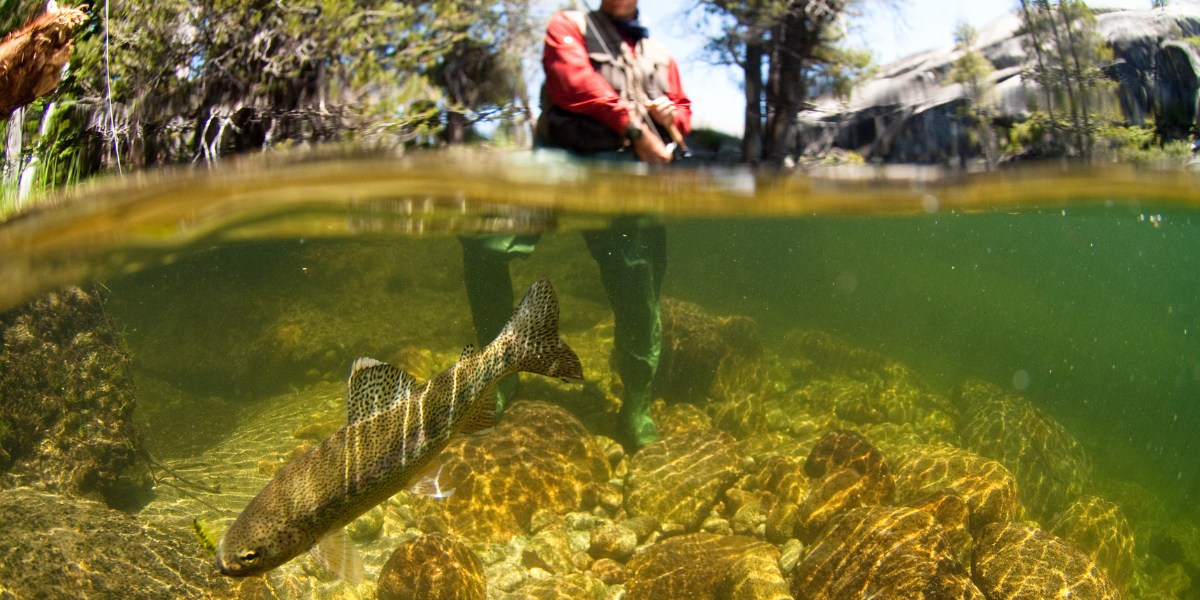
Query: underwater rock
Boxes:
[
  {"xmin": 792, "ymin": 506, "xmax": 984, "ymax": 600},
  {"xmin": 956, "ymin": 380, "xmax": 1094, "ymax": 522},
  {"xmin": 904, "ymin": 489, "xmax": 973, "ymax": 567},
  {"xmin": 1048, "ymin": 496, "xmax": 1136, "ymax": 593},
  {"xmin": 785, "ymin": 331, "xmax": 888, "ymax": 377},
  {"xmin": 655, "ymin": 298, "xmax": 762, "ymax": 404},
  {"xmin": 0, "ymin": 487, "xmax": 236, "ymax": 599},
  {"xmin": 624, "ymin": 533, "xmax": 784, "ymax": 600},
  {"xmin": 522, "ymin": 528, "xmax": 579, "ymax": 575},
  {"xmin": 892, "ymin": 444, "xmax": 1018, "ymax": 530},
  {"xmin": 794, "ymin": 468, "xmax": 871, "ymax": 543},
  {"xmin": 803, "ymin": 430, "xmax": 895, "ymax": 505},
  {"xmin": 0, "ymin": 285, "xmax": 152, "ymax": 511},
  {"xmin": 972, "ymin": 522, "xmax": 1119, "ymax": 600},
  {"xmin": 651, "ymin": 400, "xmax": 714, "ymax": 437},
  {"xmin": 501, "ymin": 573, "xmax": 603, "ymax": 600},
  {"xmin": 625, "ymin": 428, "xmax": 745, "ymax": 532},
  {"xmin": 439, "ymin": 401, "xmax": 612, "ymax": 544},
  {"xmin": 348, "ymin": 505, "xmax": 385, "ymax": 542},
  {"xmin": 376, "ymin": 533, "xmax": 486, "ymax": 600},
  {"xmin": 589, "ymin": 557, "xmax": 627, "ymax": 585},
  {"xmin": 590, "ymin": 523, "xmax": 638, "ymax": 562}
]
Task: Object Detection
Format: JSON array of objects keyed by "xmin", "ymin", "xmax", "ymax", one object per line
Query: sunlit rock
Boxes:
[
  {"xmin": 376, "ymin": 533, "xmax": 485, "ymax": 600},
  {"xmin": 1049, "ymin": 496, "xmax": 1136, "ymax": 594},
  {"xmin": 438, "ymin": 401, "xmax": 612, "ymax": 544},
  {"xmin": 892, "ymin": 444, "xmax": 1019, "ymax": 531},
  {"xmin": 792, "ymin": 506, "xmax": 984, "ymax": 600},
  {"xmin": 973, "ymin": 522, "xmax": 1119, "ymax": 600},
  {"xmin": 624, "ymin": 428, "xmax": 745, "ymax": 532},
  {"xmin": 625, "ymin": 533, "xmax": 784, "ymax": 600},
  {"xmin": 956, "ymin": 380, "xmax": 1094, "ymax": 522}
]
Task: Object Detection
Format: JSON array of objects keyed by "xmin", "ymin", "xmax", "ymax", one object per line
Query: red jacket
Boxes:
[{"xmin": 542, "ymin": 11, "xmax": 692, "ymax": 136}]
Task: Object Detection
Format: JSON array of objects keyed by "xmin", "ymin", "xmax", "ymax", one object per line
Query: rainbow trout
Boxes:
[{"xmin": 216, "ymin": 277, "xmax": 583, "ymax": 583}]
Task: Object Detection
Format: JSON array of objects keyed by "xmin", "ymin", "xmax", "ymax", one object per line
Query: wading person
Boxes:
[{"xmin": 460, "ymin": 0, "xmax": 690, "ymax": 450}]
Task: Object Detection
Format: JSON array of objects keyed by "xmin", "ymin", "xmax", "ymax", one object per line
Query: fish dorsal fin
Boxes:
[
  {"xmin": 347, "ymin": 358, "xmax": 416, "ymax": 424},
  {"xmin": 409, "ymin": 461, "xmax": 455, "ymax": 499},
  {"xmin": 310, "ymin": 527, "xmax": 364, "ymax": 585},
  {"xmin": 458, "ymin": 387, "xmax": 497, "ymax": 436},
  {"xmin": 460, "ymin": 344, "xmax": 476, "ymax": 361}
]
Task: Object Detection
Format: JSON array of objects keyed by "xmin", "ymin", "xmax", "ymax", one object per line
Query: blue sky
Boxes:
[{"xmin": 618, "ymin": 0, "xmax": 1164, "ymax": 135}]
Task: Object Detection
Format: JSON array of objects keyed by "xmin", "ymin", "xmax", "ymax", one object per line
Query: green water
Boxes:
[{"xmin": 1, "ymin": 152, "xmax": 1199, "ymax": 599}]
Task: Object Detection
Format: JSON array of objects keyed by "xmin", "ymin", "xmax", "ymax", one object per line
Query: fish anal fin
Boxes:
[
  {"xmin": 458, "ymin": 388, "xmax": 497, "ymax": 435},
  {"xmin": 409, "ymin": 460, "xmax": 455, "ymax": 499},
  {"xmin": 310, "ymin": 527, "xmax": 365, "ymax": 585}
]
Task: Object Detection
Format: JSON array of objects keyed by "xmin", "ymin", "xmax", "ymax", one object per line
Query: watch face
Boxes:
[{"xmin": 626, "ymin": 125, "xmax": 642, "ymax": 141}]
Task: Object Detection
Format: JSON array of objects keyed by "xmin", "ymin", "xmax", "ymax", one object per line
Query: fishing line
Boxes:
[{"xmin": 103, "ymin": 0, "xmax": 121, "ymax": 174}]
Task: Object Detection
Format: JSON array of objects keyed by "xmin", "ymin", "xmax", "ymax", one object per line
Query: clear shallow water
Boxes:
[{"xmin": 1, "ymin": 150, "xmax": 1199, "ymax": 599}]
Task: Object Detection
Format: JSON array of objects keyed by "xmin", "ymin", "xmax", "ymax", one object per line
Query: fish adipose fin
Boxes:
[
  {"xmin": 502, "ymin": 277, "xmax": 584, "ymax": 381},
  {"xmin": 347, "ymin": 358, "xmax": 418, "ymax": 424},
  {"xmin": 310, "ymin": 527, "xmax": 365, "ymax": 585},
  {"xmin": 409, "ymin": 461, "xmax": 455, "ymax": 498}
]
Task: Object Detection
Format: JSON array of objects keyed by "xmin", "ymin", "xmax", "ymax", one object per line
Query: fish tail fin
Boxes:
[{"xmin": 500, "ymin": 277, "xmax": 584, "ymax": 381}]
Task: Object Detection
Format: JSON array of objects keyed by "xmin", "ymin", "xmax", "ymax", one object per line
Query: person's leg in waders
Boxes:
[
  {"xmin": 583, "ymin": 218, "xmax": 666, "ymax": 451},
  {"xmin": 459, "ymin": 234, "xmax": 541, "ymax": 412}
]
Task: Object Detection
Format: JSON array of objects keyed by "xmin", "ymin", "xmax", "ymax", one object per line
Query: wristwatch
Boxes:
[{"xmin": 624, "ymin": 123, "xmax": 643, "ymax": 142}]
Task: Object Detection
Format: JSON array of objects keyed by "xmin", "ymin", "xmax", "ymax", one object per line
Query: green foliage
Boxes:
[
  {"xmin": 1096, "ymin": 121, "xmax": 1194, "ymax": 166},
  {"xmin": 810, "ymin": 44, "xmax": 877, "ymax": 101},
  {"xmin": 1, "ymin": 0, "xmax": 541, "ymax": 217},
  {"xmin": 690, "ymin": 0, "xmax": 878, "ymax": 163},
  {"xmin": 1017, "ymin": 0, "xmax": 1115, "ymax": 157}
]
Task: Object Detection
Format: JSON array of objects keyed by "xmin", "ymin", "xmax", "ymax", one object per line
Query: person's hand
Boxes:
[
  {"xmin": 644, "ymin": 97, "xmax": 676, "ymax": 129},
  {"xmin": 632, "ymin": 123, "xmax": 672, "ymax": 164}
]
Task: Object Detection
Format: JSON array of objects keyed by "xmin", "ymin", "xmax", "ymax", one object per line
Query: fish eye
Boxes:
[{"xmin": 238, "ymin": 549, "xmax": 261, "ymax": 563}]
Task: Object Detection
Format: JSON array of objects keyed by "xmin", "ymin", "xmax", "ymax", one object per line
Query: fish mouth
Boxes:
[{"xmin": 216, "ymin": 559, "xmax": 247, "ymax": 578}]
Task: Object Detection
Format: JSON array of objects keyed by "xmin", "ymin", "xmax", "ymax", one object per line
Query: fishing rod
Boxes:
[{"xmin": 570, "ymin": 0, "xmax": 691, "ymax": 158}]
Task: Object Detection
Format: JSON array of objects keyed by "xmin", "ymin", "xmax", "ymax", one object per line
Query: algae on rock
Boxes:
[{"xmin": 0, "ymin": 285, "xmax": 152, "ymax": 511}]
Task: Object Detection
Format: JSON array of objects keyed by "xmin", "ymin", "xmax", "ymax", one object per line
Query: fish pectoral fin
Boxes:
[
  {"xmin": 310, "ymin": 527, "xmax": 365, "ymax": 586},
  {"xmin": 409, "ymin": 461, "xmax": 456, "ymax": 499}
]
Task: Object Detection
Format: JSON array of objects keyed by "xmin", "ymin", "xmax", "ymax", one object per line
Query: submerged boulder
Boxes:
[
  {"xmin": 792, "ymin": 506, "xmax": 984, "ymax": 600},
  {"xmin": 893, "ymin": 444, "xmax": 1019, "ymax": 530},
  {"xmin": 624, "ymin": 533, "xmax": 788, "ymax": 600},
  {"xmin": 1048, "ymin": 496, "xmax": 1136, "ymax": 594},
  {"xmin": 624, "ymin": 428, "xmax": 745, "ymax": 533},
  {"xmin": 955, "ymin": 380, "xmax": 1093, "ymax": 523},
  {"xmin": 0, "ymin": 285, "xmax": 152, "ymax": 511},
  {"xmin": 376, "ymin": 533, "xmax": 486, "ymax": 600},
  {"xmin": 973, "ymin": 522, "xmax": 1120, "ymax": 600},
  {"xmin": 0, "ymin": 487, "xmax": 236, "ymax": 599},
  {"xmin": 655, "ymin": 298, "xmax": 762, "ymax": 404},
  {"xmin": 439, "ymin": 401, "xmax": 611, "ymax": 544}
]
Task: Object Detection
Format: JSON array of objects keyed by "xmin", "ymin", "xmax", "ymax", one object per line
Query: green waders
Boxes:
[{"xmin": 458, "ymin": 217, "xmax": 665, "ymax": 450}]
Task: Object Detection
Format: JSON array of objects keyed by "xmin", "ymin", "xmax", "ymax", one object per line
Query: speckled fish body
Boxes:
[{"xmin": 215, "ymin": 277, "xmax": 583, "ymax": 582}]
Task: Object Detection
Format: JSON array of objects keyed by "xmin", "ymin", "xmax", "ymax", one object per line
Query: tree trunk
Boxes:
[
  {"xmin": 1060, "ymin": 0, "xmax": 1092, "ymax": 156},
  {"xmin": 446, "ymin": 111, "xmax": 469, "ymax": 144},
  {"xmin": 1038, "ymin": 0, "xmax": 1082, "ymax": 153},
  {"xmin": 743, "ymin": 40, "xmax": 764, "ymax": 165},
  {"xmin": 1019, "ymin": 0, "xmax": 1058, "ymax": 139},
  {"xmin": 0, "ymin": 5, "xmax": 88, "ymax": 120}
]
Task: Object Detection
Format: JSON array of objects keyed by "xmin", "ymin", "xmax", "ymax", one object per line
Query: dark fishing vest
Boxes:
[{"xmin": 538, "ymin": 10, "xmax": 676, "ymax": 153}]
